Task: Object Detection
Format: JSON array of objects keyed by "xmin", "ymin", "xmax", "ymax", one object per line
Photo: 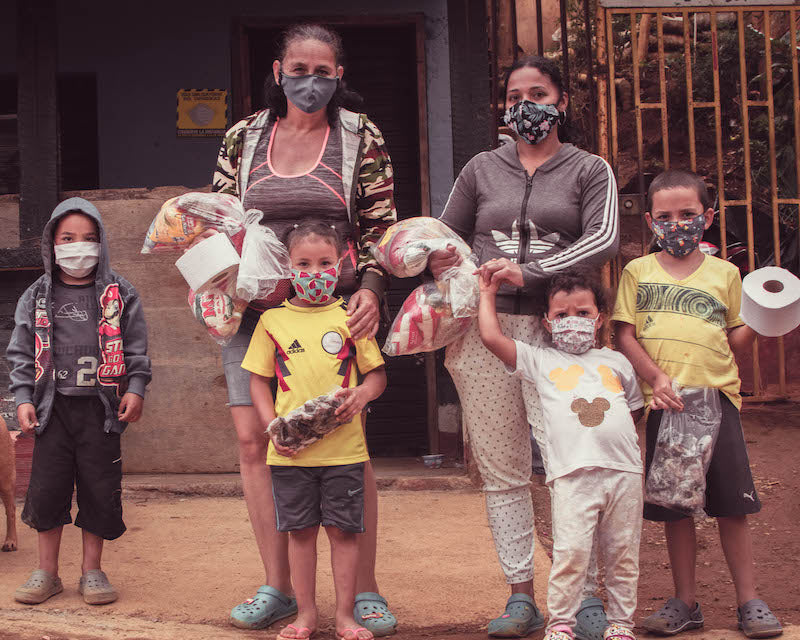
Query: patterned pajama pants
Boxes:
[
  {"xmin": 547, "ymin": 469, "xmax": 643, "ymax": 630},
  {"xmin": 446, "ymin": 315, "xmax": 601, "ymax": 592}
]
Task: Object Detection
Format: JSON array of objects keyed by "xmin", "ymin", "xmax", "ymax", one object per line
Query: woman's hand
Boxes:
[
  {"xmin": 334, "ymin": 386, "xmax": 370, "ymax": 424},
  {"xmin": 16, "ymin": 403, "xmax": 39, "ymax": 435},
  {"xmin": 477, "ymin": 258, "xmax": 524, "ymax": 288},
  {"xmin": 346, "ymin": 288, "xmax": 380, "ymax": 340},
  {"xmin": 428, "ymin": 245, "xmax": 462, "ymax": 279}
]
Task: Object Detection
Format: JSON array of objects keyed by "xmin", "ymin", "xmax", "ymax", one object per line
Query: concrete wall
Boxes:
[{"xmin": 0, "ymin": 0, "xmax": 454, "ymax": 216}]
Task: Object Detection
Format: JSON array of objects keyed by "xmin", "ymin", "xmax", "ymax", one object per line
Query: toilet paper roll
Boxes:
[
  {"xmin": 175, "ymin": 232, "xmax": 241, "ymax": 293},
  {"xmin": 740, "ymin": 266, "xmax": 800, "ymax": 337}
]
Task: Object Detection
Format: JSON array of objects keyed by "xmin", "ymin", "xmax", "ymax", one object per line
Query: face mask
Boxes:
[
  {"xmin": 290, "ymin": 264, "xmax": 339, "ymax": 304},
  {"xmin": 651, "ymin": 215, "xmax": 706, "ymax": 257},
  {"xmin": 546, "ymin": 315, "xmax": 598, "ymax": 354},
  {"xmin": 280, "ymin": 72, "xmax": 339, "ymax": 114},
  {"xmin": 54, "ymin": 241, "xmax": 100, "ymax": 278},
  {"xmin": 503, "ymin": 100, "xmax": 562, "ymax": 145}
]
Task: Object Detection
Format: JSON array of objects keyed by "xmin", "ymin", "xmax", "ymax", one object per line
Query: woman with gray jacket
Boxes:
[{"xmin": 430, "ymin": 56, "xmax": 619, "ymax": 639}]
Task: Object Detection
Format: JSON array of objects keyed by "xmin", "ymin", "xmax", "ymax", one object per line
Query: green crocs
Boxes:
[
  {"xmin": 488, "ymin": 593, "xmax": 546, "ymax": 638},
  {"xmin": 354, "ymin": 592, "xmax": 397, "ymax": 637},
  {"xmin": 574, "ymin": 597, "xmax": 609, "ymax": 640},
  {"xmin": 230, "ymin": 585, "xmax": 297, "ymax": 630}
]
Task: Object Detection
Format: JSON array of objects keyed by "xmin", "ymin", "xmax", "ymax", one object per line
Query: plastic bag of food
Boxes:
[
  {"xmin": 141, "ymin": 192, "xmax": 246, "ymax": 254},
  {"xmin": 372, "ymin": 217, "xmax": 471, "ymax": 278},
  {"xmin": 187, "ymin": 287, "xmax": 248, "ymax": 346},
  {"xmin": 383, "ymin": 280, "xmax": 474, "ymax": 356},
  {"xmin": 236, "ymin": 209, "xmax": 292, "ymax": 302},
  {"xmin": 267, "ymin": 388, "xmax": 345, "ymax": 454},
  {"xmin": 441, "ymin": 261, "xmax": 479, "ymax": 318},
  {"xmin": 644, "ymin": 386, "xmax": 722, "ymax": 516}
]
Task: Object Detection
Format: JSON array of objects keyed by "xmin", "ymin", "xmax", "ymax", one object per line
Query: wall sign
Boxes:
[{"xmin": 176, "ymin": 89, "xmax": 228, "ymax": 137}]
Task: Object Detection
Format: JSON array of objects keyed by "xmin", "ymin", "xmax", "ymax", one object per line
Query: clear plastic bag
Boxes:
[
  {"xmin": 441, "ymin": 260, "xmax": 479, "ymax": 319},
  {"xmin": 236, "ymin": 209, "xmax": 292, "ymax": 302},
  {"xmin": 267, "ymin": 388, "xmax": 345, "ymax": 454},
  {"xmin": 141, "ymin": 192, "xmax": 246, "ymax": 254},
  {"xmin": 382, "ymin": 280, "xmax": 474, "ymax": 356},
  {"xmin": 645, "ymin": 386, "xmax": 722, "ymax": 516},
  {"xmin": 371, "ymin": 217, "xmax": 471, "ymax": 278},
  {"xmin": 187, "ymin": 287, "xmax": 248, "ymax": 346}
]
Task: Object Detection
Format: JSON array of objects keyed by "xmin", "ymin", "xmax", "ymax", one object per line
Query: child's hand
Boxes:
[
  {"xmin": 269, "ymin": 431, "xmax": 297, "ymax": 458},
  {"xmin": 477, "ymin": 265, "xmax": 500, "ymax": 294},
  {"xmin": 118, "ymin": 392, "xmax": 144, "ymax": 422},
  {"xmin": 334, "ymin": 386, "xmax": 369, "ymax": 424},
  {"xmin": 17, "ymin": 403, "xmax": 39, "ymax": 435},
  {"xmin": 650, "ymin": 374, "xmax": 684, "ymax": 412}
]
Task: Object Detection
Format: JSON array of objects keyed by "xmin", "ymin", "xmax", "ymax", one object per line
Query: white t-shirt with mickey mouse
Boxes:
[{"xmin": 512, "ymin": 341, "xmax": 644, "ymax": 485}]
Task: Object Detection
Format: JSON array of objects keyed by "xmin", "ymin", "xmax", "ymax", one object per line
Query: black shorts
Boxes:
[
  {"xmin": 270, "ymin": 463, "xmax": 365, "ymax": 533},
  {"xmin": 644, "ymin": 390, "xmax": 761, "ymax": 521},
  {"xmin": 22, "ymin": 394, "xmax": 125, "ymax": 540}
]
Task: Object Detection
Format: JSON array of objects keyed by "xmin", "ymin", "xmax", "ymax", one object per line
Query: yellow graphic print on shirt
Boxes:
[
  {"xmin": 598, "ymin": 365, "xmax": 623, "ymax": 393},
  {"xmin": 548, "ymin": 364, "xmax": 584, "ymax": 391}
]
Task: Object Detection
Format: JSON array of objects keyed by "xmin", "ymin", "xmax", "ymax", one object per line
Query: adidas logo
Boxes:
[
  {"xmin": 643, "ymin": 314, "xmax": 654, "ymax": 333},
  {"xmin": 287, "ymin": 339, "xmax": 305, "ymax": 354}
]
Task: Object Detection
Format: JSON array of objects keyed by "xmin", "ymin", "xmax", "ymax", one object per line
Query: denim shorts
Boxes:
[{"xmin": 221, "ymin": 307, "xmax": 261, "ymax": 407}]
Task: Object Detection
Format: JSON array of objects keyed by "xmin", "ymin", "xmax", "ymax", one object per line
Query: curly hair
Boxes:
[
  {"xmin": 543, "ymin": 269, "xmax": 611, "ymax": 346},
  {"xmin": 263, "ymin": 23, "xmax": 364, "ymax": 126}
]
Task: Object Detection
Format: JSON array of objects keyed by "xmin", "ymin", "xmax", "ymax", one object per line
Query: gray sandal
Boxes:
[
  {"xmin": 14, "ymin": 569, "xmax": 63, "ymax": 604},
  {"xmin": 78, "ymin": 569, "xmax": 118, "ymax": 605},
  {"xmin": 641, "ymin": 597, "xmax": 703, "ymax": 635},
  {"xmin": 574, "ymin": 597, "xmax": 609, "ymax": 640},
  {"xmin": 737, "ymin": 599, "xmax": 782, "ymax": 638}
]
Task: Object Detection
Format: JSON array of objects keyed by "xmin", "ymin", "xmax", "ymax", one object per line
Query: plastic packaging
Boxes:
[
  {"xmin": 372, "ymin": 217, "xmax": 471, "ymax": 278},
  {"xmin": 383, "ymin": 280, "xmax": 474, "ymax": 356},
  {"xmin": 645, "ymin": 386, "xmax": 722, "ymax": 516},
  {"xmin": 187, "ymin": 287, "xmax": 247, "ymax": 346},
  {"xmin": 267, "ymin": 388, "xmax": 345, "ymax": 454},
  {"xmin": 141, "ymin": 192, "xmax": 246, "ymax": 254},
  {"xmin": 236, "ymin": 209, "xmax": 292, "ymax": 302}
]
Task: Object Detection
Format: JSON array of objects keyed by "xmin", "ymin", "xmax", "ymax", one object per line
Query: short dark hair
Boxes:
[
  {"xmin": 264, "ymin": 23, "xmax": 364, "ymax": 127},
  {"xmin": 543, "ymin": 269, "xmax": 610, "ymax": 345},
  {"xmin": 283, "ymin": 221, "xmax": 343, "ymax": 256},
  {"xmin": 646, "ymin": 169, "xmax": 712, "ymax": 213}
]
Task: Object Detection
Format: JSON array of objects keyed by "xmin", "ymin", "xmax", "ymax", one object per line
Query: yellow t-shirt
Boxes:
[
  {"xmin": 241, "ymin": 298, "xmax": 385, "ymax": 466},
  {"xmin": 612, "ymin": 253, "xmax": 744, "ymax": 408}
]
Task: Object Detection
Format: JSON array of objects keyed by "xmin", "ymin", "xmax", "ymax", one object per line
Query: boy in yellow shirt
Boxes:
[
  {"xmin": 613, "ymin": 170, "xmax": 781, "ymax": 639},
  {"xmin": 243, "ymin": 222, "xmax": 386, "ymax": 640}
]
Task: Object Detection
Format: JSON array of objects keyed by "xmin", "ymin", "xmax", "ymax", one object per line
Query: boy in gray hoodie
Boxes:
[{"xmin": 7, "ymin": 197, "xmax": 151, "ymax": 605}]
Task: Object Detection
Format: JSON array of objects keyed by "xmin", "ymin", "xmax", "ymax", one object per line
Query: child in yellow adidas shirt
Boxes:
[
  {"xmin": 613, "ymin": 169, "xmax": 781, "ymax": 638},
  {"xmin": 242, "ymin": 222, "xmax": 386, "ymax": 640}
]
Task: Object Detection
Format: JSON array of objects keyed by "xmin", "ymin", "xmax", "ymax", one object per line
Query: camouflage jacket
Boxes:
[{"xmin": 212, "ymin": 108, "xmax": 397, "ymax": 299}]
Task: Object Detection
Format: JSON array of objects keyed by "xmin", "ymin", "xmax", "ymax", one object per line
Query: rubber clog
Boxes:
[
  {"xmin": 641, "ymin": 598, "xmax": 704, "ymax": 635},
  {"xmin": 487, "ymin": 593, "xmax": 546, "ymax": 638},
  {"xmin": 737, "ymin": 599, "xmax": 782, "ymax": 638},
  {"xmin": 574, "ymin": 597, "xmax": 609, "ymax": 640},
  {"xmin": 230, "ymin": 585, "xmax": 298, "ymax": 630},
  {"xmin": 14, "ymin": 569, "xmax": 63, "ymax": 604},
  {"xmin": 354, "ymin": 592, "xmax": 397, "ymax": 637},
  {"xmin": 78, "ymin": 569, "xmax": 118, "ymax": 605}
]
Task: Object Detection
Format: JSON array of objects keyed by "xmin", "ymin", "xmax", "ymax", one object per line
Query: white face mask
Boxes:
[
  {"xmin": 54, "ymin": 241, "xmax": 101, "ymax": 278},
  {"xmin": 545, "ymin": 315, "xmax": 599, "ymax": 354}
]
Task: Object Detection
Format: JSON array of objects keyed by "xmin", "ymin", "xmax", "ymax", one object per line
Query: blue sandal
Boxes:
[
  {"xmin": 487, "ymin": 593, "xmax": 546, "ymax": 638},
  {"xmin": 574, "ymin": 597, "xmax": 609, "ymax": 640},
  {"xmin": 230, "ymin": 585, "xmax": 297, "ymax": 630},
  {"xmin": 353, "ymin": 592, "xmax": 397, "ymax": 637}
]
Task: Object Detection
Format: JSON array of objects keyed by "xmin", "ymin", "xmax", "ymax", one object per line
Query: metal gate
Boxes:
[{"xmin": 596, "ymin": 0, "xmax": 800, "ymax": 401}]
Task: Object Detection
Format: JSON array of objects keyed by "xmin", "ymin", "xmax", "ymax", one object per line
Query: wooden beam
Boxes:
[{"xmin": 16, "ymin": 0, "xmax": 58, "ymax": 246}]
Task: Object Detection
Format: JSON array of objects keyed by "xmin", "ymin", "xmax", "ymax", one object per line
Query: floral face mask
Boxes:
[
  {"xmin": 651, "ymin": 214, "xmax": 706, "ymax": 257},
  {"xmin": 546, "ymin": 315, "xmax": 599, "ymax": 354},
  {"xmin": 503, "ymin": 100, "xmax": 562, "ymax": 145}
]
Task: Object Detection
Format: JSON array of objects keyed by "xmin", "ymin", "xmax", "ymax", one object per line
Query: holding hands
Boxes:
[{"xmin": 476, "ymin": 258, "xmax": 524, "ymax": 292}]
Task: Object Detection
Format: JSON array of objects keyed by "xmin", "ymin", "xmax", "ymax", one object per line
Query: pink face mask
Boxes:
[{"xmin": 289, "ymin": 264, "xmax": 339, "ymax": 304}]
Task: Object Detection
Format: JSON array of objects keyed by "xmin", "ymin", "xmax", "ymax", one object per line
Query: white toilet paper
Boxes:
[
  {"xmin": 740, "ymin": 266, "xmax": 800, "ymax": 337},
  {"xmin": 175, "ymin": 232, "xmax": 240, "ymax": 293}
]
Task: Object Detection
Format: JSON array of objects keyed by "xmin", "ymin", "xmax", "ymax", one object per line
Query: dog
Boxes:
[{"xmin": 0, "ymin": 415, "xmax": 18, "ymax": 551}]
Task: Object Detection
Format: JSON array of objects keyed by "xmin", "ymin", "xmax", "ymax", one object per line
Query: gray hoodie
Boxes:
[
  {"xmin": 6, "ymin": 197, "xmax": 151, "ymax": 434},
  {"xmin": 440, "ymin": 142, "xmax": 619, "ymax": 314}
]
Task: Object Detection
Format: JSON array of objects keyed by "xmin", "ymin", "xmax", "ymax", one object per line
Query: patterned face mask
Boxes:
[
  {"xmin": 546, "ymin": 315, "xmax": 598, "ymax": 354},
  {"xmin": 651, "ymin": 214, "xmax": 706, "ymax": 257},
  {"xmin": 503, "ymin": 100, "xmax": 562, "ymax": 145},
  {"xmin": 289, "ymin": 263, "xmax": 339, "ymax": 304}
]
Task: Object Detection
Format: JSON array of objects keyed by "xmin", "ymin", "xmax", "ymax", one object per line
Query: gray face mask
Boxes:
[{"xmin": 280, "ymin": 72, "xmax": 338, "ymax": 114}]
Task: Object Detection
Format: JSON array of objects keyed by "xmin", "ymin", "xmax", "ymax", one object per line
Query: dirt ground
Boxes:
[{"xmin": 532, "ymin": 403, "xmax": 800, "ymax": 634}]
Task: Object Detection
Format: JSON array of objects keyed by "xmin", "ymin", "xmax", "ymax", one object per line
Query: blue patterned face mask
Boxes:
[
  {"xmin": 651, "ymin": 215, "xmax": 706, "ymax": 257},
  {"xmin": 503, "ymin": 100, "xmax": 562, "ymax": 145}
]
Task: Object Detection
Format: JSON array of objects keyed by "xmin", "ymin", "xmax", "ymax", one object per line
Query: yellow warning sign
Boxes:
[{"xmin": 176, "ymin": 89, "xmax": 228, "ymax": 137}]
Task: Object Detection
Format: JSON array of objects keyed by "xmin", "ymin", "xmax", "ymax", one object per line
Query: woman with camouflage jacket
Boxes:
[{"xmin": 211, "ymin": 24, "xmax": 398, "ymax": 639}]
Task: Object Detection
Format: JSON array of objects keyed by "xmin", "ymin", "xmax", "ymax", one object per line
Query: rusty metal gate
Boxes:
[{"xmin": 596, "ymin": 0, "xmax": 800, "ymax": 401}]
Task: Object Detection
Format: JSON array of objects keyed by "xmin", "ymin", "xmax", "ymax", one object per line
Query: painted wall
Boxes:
[{"xmin": 0, "ymin": 0, "xmax": 454, "ymax": 216}]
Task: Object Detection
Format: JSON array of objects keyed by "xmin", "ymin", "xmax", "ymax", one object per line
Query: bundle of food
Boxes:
[
  {"xmin": 267, "ymin": 390, "xmax": 344, "ymax": 454},
  {"xmin": 645, "ymin": 386, "xmax": 722, "ymax": 516},
  {"xmin": 187, "ymin": 288, "xmax": 248, "ymax": 345}
]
